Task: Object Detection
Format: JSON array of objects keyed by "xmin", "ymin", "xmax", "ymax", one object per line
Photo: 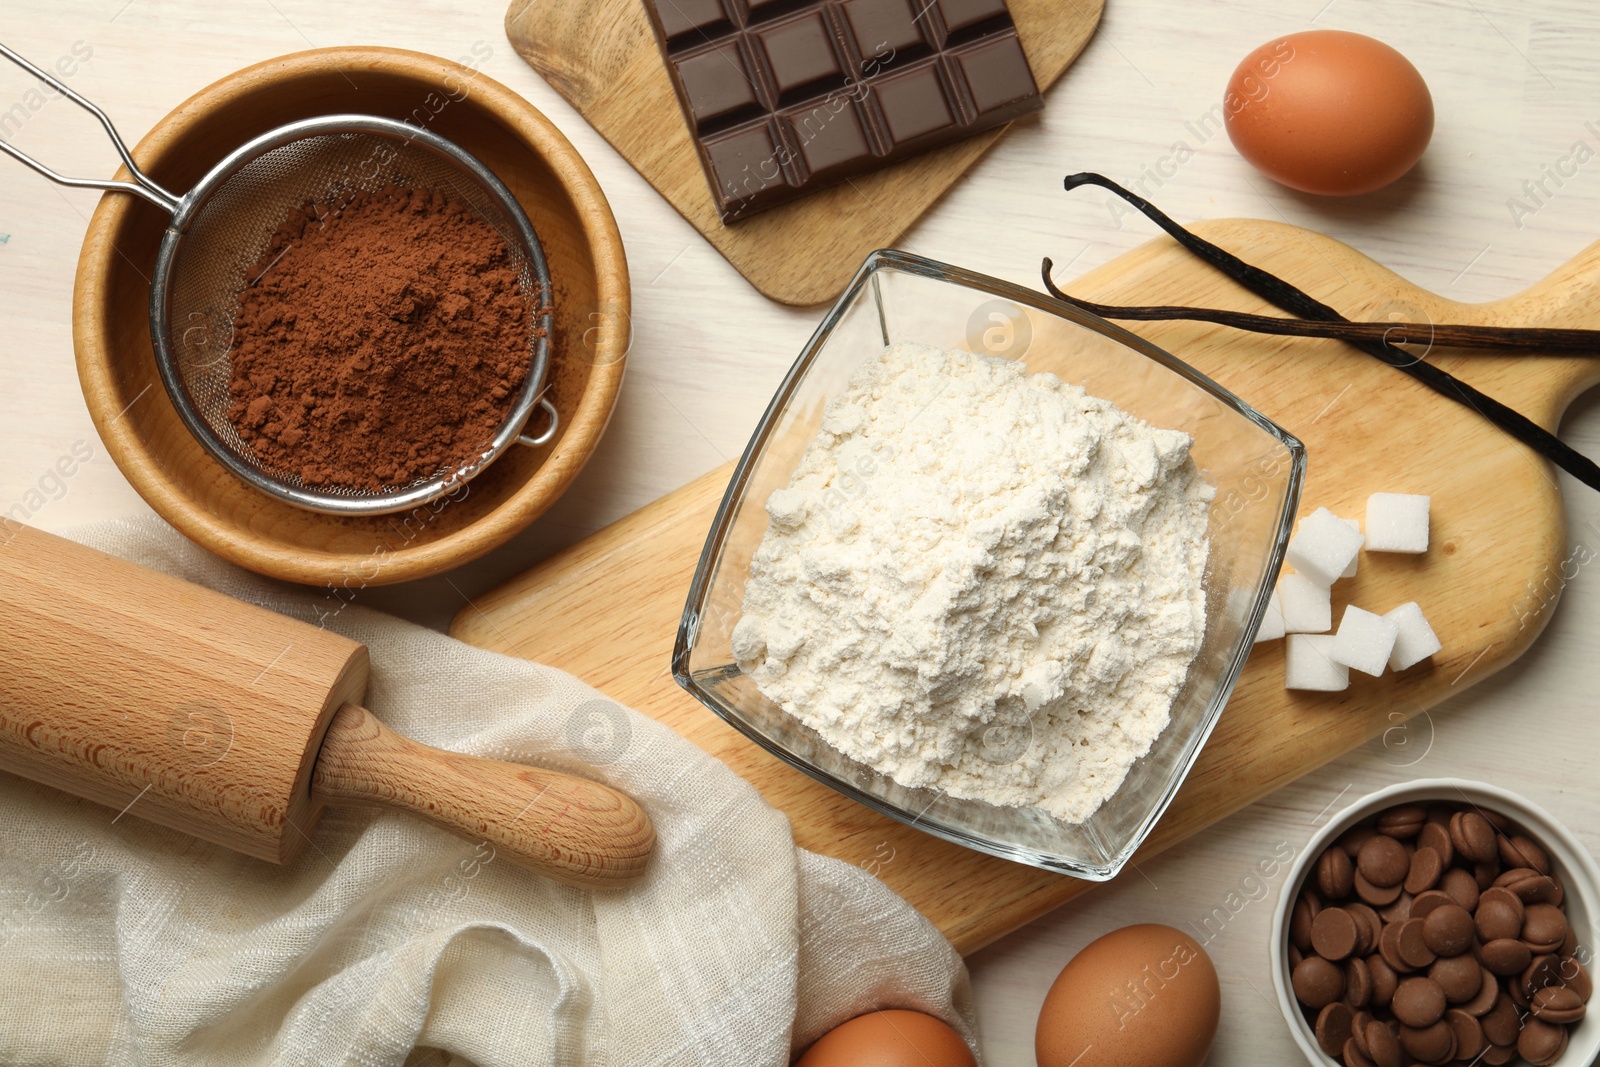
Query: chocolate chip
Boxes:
[
  {"xmin": 1355, "ymin": 869, "xmax": 1404, "ymax": 907},
  {"xmin": 1530, "ymin": 985, "xmax": 1586, "ymax": 1025},
  {"xmin": 1344, "ymin": 955, "xmax": 1373, "ymax": 1009},
  {"xmin": 1418, "ymin": 820, "xmax": 1454, "ymax": 866},
  {"xmin": 1363, "ymin": 1018, "xmax": 1403, "ymax": 1067},
  {"xmin": 1421, "ymin": 903, "xmax": 1474, "ymax": 957},
  {"xmin": 1315, "ymin": 1000, "xmax": 1355, "ymax": 1056},
  {"xmin": 1498, "ymin": 833, "xmax": 1551, "ymax": 875},
  {"xmin": 1293, "ymin": 954, "xmax": 1346, "ymax": 1009},
  {"xmin": 1379, "ymin": 920, "xmax": 1414, "ymax": 975},
  {"xmin": 1290, "ymin": 894, "xmax": 1316, "ymax": 953},
  {"xmin": 1343, "ymin": 1036, "xmax": 1378, "ymax": 1067},
  {"xmin": 1348, "ymin": 902, "xmax": 1382, "ymax": 954},
  {"xmin": 1377, "ymin": 804, "xmax": 1427, "ymax": 839},
  {"xmin": 1376, "ymin": 890, "xmax": 1413, "ymax": 924},
  {"xmin": 1288, "ymin": 943, "xmax": 1303, "ymax": 970},
  {"xmin": 1503, "ymin": 869, "xmax": 1563, "ymax": 906},
  {"xmin": 1482, "ymin": 1043, "xmax": 1517, "ymax": 1065},
  {"xmin": 1367, "ymin": 953, "xmax": 1399, "ymax": 1007},
  {"xmin": 1523, "ymin": 953, "xmax": 1561, "ymax": 1000},
  {"xmin": 1510, "ymin": 973, "xmax": 1532, "ymax": 1010},
  {"xmin": 1408, "ymin": 889, "xmax": 1454, "ymax": 920},
  {"xmin": 1558, "ymin": 955, "xmax": 1592, "ymax": 1001},
  {"xmin": 1462, "ymin": 966, "xmax": 1500, "ymax": 1016},
  {"xmin": 1339, "ymin": 823, "xmax": 1380, "ymax": 858},
  {"xmin": 1481, "ymin": 937, "xmax": 1532, "ymax": 976},
  {"xmin": 1496, "ymin": 865, "xmax": 1537, "ymax": 887},
  {"xmin": 1424, "ymin": 803, "xmax": 1454, "ymax": 826},
  {"xmin": 1451, "ymin": 811, "xmax": 1498, "ymax": 864},
  {"xmin": 1350, "ymin": 1009, "xmax": 1375, "ymax": 1055},
  {"xmin": 1429, "ymin": 953, "xmax": 1483, "ymax": 1003},
  {"xmin": 1445, "ymin": 1007, "xmax": 1485, "ymax": 1061},
  {"xmin": 1404, "ymin": 846, "xmax": 1443, "ymax": 895},
  {"xmin": 1474, "ymin": 859, "xmax": 1501, "ymax": 889},
  {"xmin": 1440, "ymin": 867, "xmax": 1480, "ymax": 912},
  {"xmin": 1392, "ymin": 976, "xmax": 1447, "ymax": 1027},
  {"xmin": 1397, "ymin": 918, "xmax": 1437, "ymax": 970},
  {"xmin": 1480, "ymin": 992, "xmax": 1522, "ymax": 1047},
  {"xmin": 1318, "ymin": 845, "xmax": 1355, "ymax": 899},
  {"xmin": 1358, "ymin": 835, "xmax": 1411, "ymax": 888},
  {"xmin": 1517, "ymin": 1017, "xmax": 1567, "ymax": 1066},
  {"xmin": 1522, "ymin": 903, "xmax": 1568, "ymax": 953},
  {"xmin": 1312, "ymin": 907, "xmax": 1360, "ymax": 961},
  {"xmin": 1398, "ymin": 1017, "xmax": 1454, "ymax": 1063},
  {"xmin": 1475, "ymin": 887, "xmax": 1524, "ymax": 942}
]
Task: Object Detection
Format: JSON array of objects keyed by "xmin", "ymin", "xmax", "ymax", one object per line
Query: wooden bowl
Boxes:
[{"xmin": 73, "ymin": 47, "xmax": 629, "ymax": 586}]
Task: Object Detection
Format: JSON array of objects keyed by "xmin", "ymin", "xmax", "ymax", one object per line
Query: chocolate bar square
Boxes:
[
  {"xmin": 953, "ymin": 34, "xmax": 1037, "ymax": 118},
  {"xmin": 640, "ymin": 0, "xmax": 1043, "ymax": 222},
  {"xmin": 873, "ymin": 62, "xmax": 956, "ymax": 147},
  {"xmin": 839, "ymin": 0, "xmax": 928, "ymax": 67},
  {"xmin": 933, "ymin": 0, "xmax": 1011, "ymax": 39},
  {"xmin": 674, "ymin": 43, "xmax": 762, "ymax": 126},
  {"xmin": 754, "ymin": 12, "xmax": 847, "ymax": 101},
  {"xmin": 784, "ymin": 100, "xmax": 874, "ymax": 178},
  {"xmin": 655, "ymin": 0, "xmax": 732, "ymax": 44}
]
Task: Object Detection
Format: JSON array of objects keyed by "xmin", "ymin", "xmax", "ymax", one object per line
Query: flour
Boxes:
[{"xmin": 731, "ymin": 342, "xmax": 1214, "ymax": 823}]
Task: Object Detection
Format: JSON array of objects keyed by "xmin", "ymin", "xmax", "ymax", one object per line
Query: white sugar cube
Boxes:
[
  {"xmin": 1385, "ymin": 601, "xmax": 1442, "ymax": 670},
  {"xmin": 1341, "ymin": 518, "xmax": 1361, "ymax": 578},
  {"xmin": 1332, "ymin": 605, "xmax": 1399, "ymax": 676},
  {"xmin": 1366, "ymin": 493, "xmax": 1430, "ymax": 553},
  {"xmin": 1279, "ymin": 572, "xmax": 1332, "ymax": 633},
  {"xmin": 1285, "ymin": 507, "xmax": 1365, "ymax": 587},
  {"xmin": 1254, "ymin": 589, "xmax": 1286, "ymax": 643},
  {"xmin": 1286, "ymin": 634, "xmax": 1350, "ymax": 691}
]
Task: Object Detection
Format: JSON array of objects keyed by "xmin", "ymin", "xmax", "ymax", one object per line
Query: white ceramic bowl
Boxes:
[{"xmin": 1270, "ymin": 779, "xmax": 1600, "ymax": 1066}]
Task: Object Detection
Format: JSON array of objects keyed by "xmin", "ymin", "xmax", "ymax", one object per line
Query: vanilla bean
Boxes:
[
  {"xmin": 1050, "ymin": 173, "xmax": 1600, "ymax": 493},
  {"xmin": 1036, "ymin": 289, "xmax": 1600, "ymax": 354}
]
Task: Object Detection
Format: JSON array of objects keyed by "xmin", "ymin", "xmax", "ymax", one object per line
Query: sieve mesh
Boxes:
[{"xmin": 160, "ymin": 128, "xmax": 549, "ymax": 507}]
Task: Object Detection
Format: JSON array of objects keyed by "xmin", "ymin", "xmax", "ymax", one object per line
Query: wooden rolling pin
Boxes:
[{"xmin": 0, "ymin": 521, "xmax": 655, "ymax": 889}]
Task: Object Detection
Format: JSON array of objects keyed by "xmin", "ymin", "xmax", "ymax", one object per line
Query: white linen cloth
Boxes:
[{"xmin": 0, "ymin": 518, "xmax": 975, "ymax": 1066}]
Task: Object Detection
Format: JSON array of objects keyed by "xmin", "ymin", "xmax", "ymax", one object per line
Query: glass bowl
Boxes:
[{"xmin": 673, "ymin": 250, "xmax": 1304, "ymax": 880}]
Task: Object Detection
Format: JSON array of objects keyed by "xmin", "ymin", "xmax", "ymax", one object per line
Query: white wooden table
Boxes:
[{"xmin": 3, "ymin": 2, "xmax": 1598, "ymax": 1064}]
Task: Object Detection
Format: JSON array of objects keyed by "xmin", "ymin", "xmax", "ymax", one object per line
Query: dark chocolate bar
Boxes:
[{"xmin": 641, "ymin": 0, "xmax": 1043, "ymax": 222}]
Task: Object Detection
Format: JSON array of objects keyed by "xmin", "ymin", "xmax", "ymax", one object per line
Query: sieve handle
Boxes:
[
  {"xmin": 517, "ymin": 396, "xmax": 561, "ymax": 449},
  {"xmin": 0, "ymin": 41, "xmax": 180, "ymax": 213}
]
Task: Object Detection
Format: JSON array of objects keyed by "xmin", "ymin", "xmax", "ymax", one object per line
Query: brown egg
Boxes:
[
  {"xmin": 796, "ymin": 1009, "xmax": 976, "ymax": 1067},
  {"xmin": 1036, "ymin": 924, "xmax": 1220, "ymax": 1067},
  {"xmin": 1224, "ymin": 30, "xmax": 1433, "ymax": 196}
]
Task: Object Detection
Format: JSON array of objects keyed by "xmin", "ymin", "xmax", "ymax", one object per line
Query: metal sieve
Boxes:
[{"xmin": 0, "ymin": 42, "xmax": 556, "ymax": 516}]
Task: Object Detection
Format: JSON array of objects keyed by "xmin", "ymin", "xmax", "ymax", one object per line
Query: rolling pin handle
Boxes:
[{"xmin": 310, "ymin": 704, "xmax": 654, "ymax": 890}]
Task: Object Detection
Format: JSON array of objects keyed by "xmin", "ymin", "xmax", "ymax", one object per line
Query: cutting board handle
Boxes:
[{"xmin": 312, "ymin": 704, "xmax": 655, "ymax": 890}]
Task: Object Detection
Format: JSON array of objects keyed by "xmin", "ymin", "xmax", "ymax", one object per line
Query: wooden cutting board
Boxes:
[
  {"xmin": 503, "ymin": 0, "xmax": 1103, "ymax": 305},
  {"xmin": 450, "ymin": 219, "xmax": 1600, "ymax": 955}
]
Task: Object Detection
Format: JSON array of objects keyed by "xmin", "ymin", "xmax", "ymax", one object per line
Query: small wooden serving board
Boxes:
[
  {"xmin": 451, "ymin": 220, "xmax": 1600, "ymax": 954},
  {"xmin": 503, "ymin": 0, "xmax": 1104, "ymax": 305}
]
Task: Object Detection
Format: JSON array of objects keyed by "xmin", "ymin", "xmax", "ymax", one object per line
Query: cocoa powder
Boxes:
[{"xmin": 226, "ymin": 185, "xmax": 532, "ymax": 491}]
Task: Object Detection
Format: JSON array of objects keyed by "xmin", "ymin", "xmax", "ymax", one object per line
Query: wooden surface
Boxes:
[
  {"xmin": 450, "ymin": 217, "xmax": 1600, "ymax": 953},
  {"xmin": 0, "ymin": 521, "xmax": 370, "ymax": 864},
  {"xmin": 5, "ymin": 2, "xmax": 1600, "ymax": 1064},
  {"xmin": 314, "ymin": 703, "xmax": 657, "ymax": 889},
  {"xmin": 73, "ymin": 47, "xmax": 631, "ymax": 587},
  {"xmin": 504, "ymin": 0, "xmax": 1104, "ymax": 305}
]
